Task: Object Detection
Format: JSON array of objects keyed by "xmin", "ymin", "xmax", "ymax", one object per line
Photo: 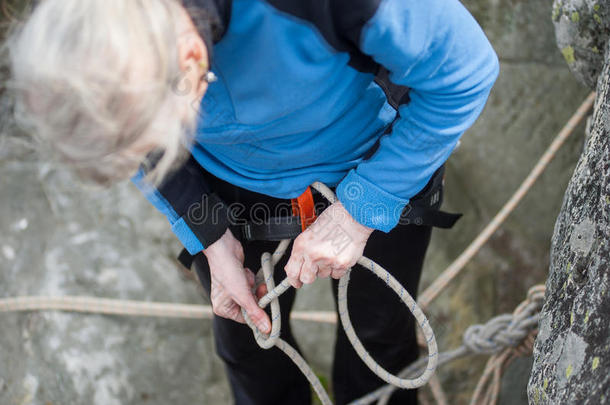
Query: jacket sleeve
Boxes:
[
  {"xmin": 335, "ymin": 0, "xmax": 499, "ymax": 232},
  {"xmin": 131, "ymin": 155, "xmax": 232, "ymax": 254}
]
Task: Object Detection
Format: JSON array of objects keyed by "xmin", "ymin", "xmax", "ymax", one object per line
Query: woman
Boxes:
[{"xmin": 7, "ymin": 0, "xmax": 499, "ymax": 403}]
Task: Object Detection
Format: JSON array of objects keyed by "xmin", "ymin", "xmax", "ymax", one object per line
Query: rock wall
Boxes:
[
  {"xmin": 421, "ymin": 0, "xmax": 589, "ymax": 402},
  {"xmin": 0, "ymin": 0, "xmax": 593, "ymax": 404},
  {"xmin": 0, "ymin": 140, "xmax": 232, "ymax": 404},
  {"xmin": 527, "ymin": 1, "xmax": 610, "ymax": 403}
]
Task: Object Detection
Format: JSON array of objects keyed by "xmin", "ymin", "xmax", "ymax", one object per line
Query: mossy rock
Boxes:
[{"xmin": 553, "ymin": 0, "xmax": 610, "ymax": 89}]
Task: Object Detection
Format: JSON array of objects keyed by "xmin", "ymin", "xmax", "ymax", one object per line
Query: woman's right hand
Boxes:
[{"xmin": 203, "ymin": 229, "xmax": 271, "ymax": 333}]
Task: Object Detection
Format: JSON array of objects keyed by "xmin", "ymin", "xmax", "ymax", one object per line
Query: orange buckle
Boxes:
[{"xmin": 291, "ymin": 186, "xmax": 317, "ymax": 232}]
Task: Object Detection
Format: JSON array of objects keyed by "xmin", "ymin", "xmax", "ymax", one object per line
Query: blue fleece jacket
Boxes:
[{"xmin": 134, "ymin": 0, "xmax": 499, "ymax": 254}]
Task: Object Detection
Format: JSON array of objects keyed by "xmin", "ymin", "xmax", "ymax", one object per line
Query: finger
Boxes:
[
  {"xmin": 284, "ymin": 255, "xmax": 304, "ymax": 289},
  {"xmin": 235, "ymin": 290, "xmax": 271, "ymax": 334},
  {"xmin": 244, "ymin": 267, "xmax": 267, "ymax": 301},
  {"xmin": 317, "ymin": 266, "xmax": 332, "ymax": 278},
  {"xmin": 316, "ymin": 259, "xmax": 333, "ymax": 279},
  {"xmin": 255, "ymin": 283, "xmax": 268, "ymax": 300},
  {"xmin": 299, "ymin": 256, "xmax": 318, "ymax": 285},
  {"xmin": 331, "ymin": 267, "xmax": 348, "ymax": 279}
]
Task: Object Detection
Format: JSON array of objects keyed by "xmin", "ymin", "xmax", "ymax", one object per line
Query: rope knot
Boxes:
[{"xmin": 463, "ymin": 308, "xmax": 541, "ymax": 355}]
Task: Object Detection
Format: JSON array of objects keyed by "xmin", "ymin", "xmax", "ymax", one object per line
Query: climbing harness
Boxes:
[
  {"xmin": 291, "ymin": 185, "xmax": 317, "ymax": 231},
  {"xmin": 0, "ymin": 93, "xmax": 596, "ymax": 404},
  {"xmin": 177, "ymin": 163, "xmax": 461, "ymax": 269}
]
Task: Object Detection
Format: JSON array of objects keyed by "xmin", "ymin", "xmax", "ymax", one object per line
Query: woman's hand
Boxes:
[
  {"xmin": 203, "ymin": 229, "xmax": 271, "ymax": 333},
  {"xmin": 284, "ymin": 201, "xmax": 374, "ymax": 288}
]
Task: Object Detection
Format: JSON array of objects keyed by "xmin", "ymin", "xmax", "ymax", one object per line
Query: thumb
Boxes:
[
  {"xmin": 237, "ymin": 271, "xmax": 271, "ymax": 334},
  {"xmin": 240, "ymin": 293, "xmax": 271, "ymax": 334}
]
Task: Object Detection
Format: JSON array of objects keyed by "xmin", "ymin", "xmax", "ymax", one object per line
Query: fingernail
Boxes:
[{"xmin": 258, "ymin": 320, "xmax": 270, "ymax": 333}]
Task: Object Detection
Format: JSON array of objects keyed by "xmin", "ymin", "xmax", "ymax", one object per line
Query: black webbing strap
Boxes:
[
  {"xmin": 237, "ymin": 216, "xmax": 303, "ymax": 242},
  {"xmin": 400, "ymin": 204, "xmax": 462, "ymax": 228},
  {"xmin": 177, "ymin": 216, "xmax": 304, "ymax": 270}
]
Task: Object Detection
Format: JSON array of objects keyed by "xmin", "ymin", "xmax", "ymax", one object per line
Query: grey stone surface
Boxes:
[
  {"xmin": 552, "ymin": 0, "xmax": 610, "ymax": 89},
  {"xmin": 0, "ymin": 0, "xmax": 594, "ymax": 404},
  {"xmin": 499, "ymin": 357, "xmax": 533, "ymax": 405},
  {"xmin": 0, "ymin": 140, "xmax": 231, "ymax": 405},
  {"xmin": 527, "ymin": 42, "xmax": 610, "ymax": 404}
]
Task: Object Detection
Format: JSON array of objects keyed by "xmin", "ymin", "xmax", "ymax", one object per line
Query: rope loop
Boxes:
[{"xmin": 240, "ymin": 182, "xmax": 439, "ymax": 404}]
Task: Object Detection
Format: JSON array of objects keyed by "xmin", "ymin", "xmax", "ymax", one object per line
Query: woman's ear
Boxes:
[
  {"xmin": 176, "ymin": 7, "xmax": 208, "ymax": 73},
  {"xmin": 174, "ymin": 7, "xmax": 211, "ymax": 112},
  {"xmin": 178, "ymin": 31, "xmax": 207, "ymax": 72}
]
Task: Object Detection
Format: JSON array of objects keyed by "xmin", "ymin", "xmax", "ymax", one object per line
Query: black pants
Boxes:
[{"xmin": 193, "ymin": 174, "xmax": 432, "ymax": 405}]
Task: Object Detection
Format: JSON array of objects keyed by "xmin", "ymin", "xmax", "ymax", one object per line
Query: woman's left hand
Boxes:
[{"xmin": 284, "ymin": 201, "xmax": 374, "ymax": 288}]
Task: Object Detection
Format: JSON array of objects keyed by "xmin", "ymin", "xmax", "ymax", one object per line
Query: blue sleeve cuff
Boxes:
[
  {"xmin": 171, "ymin": 217, "xmax": 205, "ymax": 254},
  {"xmin": 336, "ymin": 170, "xmax": 409, "ymax": 233}
]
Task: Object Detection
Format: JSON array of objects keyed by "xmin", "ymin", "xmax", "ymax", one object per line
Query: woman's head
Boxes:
[{"xmin": 5, "ymin": 0, "xmax": 210, "ymax": 184}]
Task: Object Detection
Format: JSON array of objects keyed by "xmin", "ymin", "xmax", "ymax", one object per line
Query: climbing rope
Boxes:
[
  {"xmin": 468, "ymin": 287, "xmax": 543, "ymax": 405},
  {"xmin": 240, "ymin": 182, "xmax": 439, "ymax": 405},
  {"xmin": 0, "ymin": 92, "xmax": 596, "ymax": 404},
  {"xmin": 0, "ymin": 294, "xmax": 336, "ymax": 323},
  {"xmin": 353, "ymin": 285, "xmax": 545, "ymax": 405}
]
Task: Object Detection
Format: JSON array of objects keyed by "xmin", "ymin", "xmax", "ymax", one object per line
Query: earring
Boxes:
[{"xmin": 202, "ymin": 71, "xmax": 217, "ymax": 84}]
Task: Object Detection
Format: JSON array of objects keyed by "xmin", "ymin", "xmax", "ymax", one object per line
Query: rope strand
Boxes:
[{"xmin": 238, "ymin": 183, "xmax": 439, "ymax": 405}]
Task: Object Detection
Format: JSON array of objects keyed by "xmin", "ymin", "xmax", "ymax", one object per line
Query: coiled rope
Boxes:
[{"xmin": 240, "ymin": 182, "xmax": 438, "ymax": 405}]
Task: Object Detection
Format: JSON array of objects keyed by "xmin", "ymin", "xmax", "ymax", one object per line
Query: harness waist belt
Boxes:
[{"xmin": 177, "ymin": 166, "xmax": 461, "ymax": 270}]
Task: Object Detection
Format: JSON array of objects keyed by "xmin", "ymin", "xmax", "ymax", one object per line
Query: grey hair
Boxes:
[{"xmin": 5, "ymin": 0, "xmax": 199, "ymax": 185}]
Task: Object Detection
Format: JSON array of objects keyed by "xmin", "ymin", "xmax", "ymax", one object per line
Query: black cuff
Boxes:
[{"xmin": 183, "ymin": 193, "xmax": 232, "ymax": 248}]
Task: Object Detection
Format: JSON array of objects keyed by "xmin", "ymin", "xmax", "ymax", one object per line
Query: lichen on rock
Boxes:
[
  {"xmin": 552, "ymin": 0, "xmax": 610, "ymax": 89},
  {"xmin": 527, "ymin": 39, "xmax": 610, "ymax": 403}
]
